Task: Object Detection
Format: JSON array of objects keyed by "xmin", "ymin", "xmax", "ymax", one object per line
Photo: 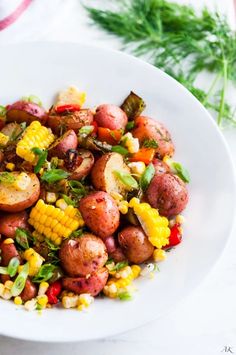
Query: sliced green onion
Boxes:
[
  {"xmin": 140, "ymin": 163, "xmax": 155, "ymax": 191},
  {"xmin": 7, "ymin": 257, "xmax": 20, "ymax": 277},
  {"xmin": 143, "ymin": 139, "xmax": 158, "ymax": 148},
  {"xmin": 32, "ymin": 264, "xmax": 57, "ymax": 283},
  {"xmin": 171, "ymin": 162, "xmax": 190, "ymax": 183},
  {"xmin": 41, "ymin": 169, "xmax": 69, "ymax": 183},
  {"xmin": 114, "ymin": 171, "xmax": 138, "ymax": 190},
  {"xmin": 0, "ymin": 105, "xmax": 6, "ymax": 117},
  {"xmin": 70, "ymin": 229, "xmax": 84, "ymax": 238},
  {"xmin": 45, "ymin": 238, "xmax": 60, "ymax": 251},
  {"xmin": 111, "ymin": 261, "xmax": 128, "ymax": 271},
  {"xmin": 22, "ymin": 95, "xmax": 42, "ymax": 107},
  {"xmin": 111, "ymin": 145, "xmax": 129, "ymax": 155},
  {"xmin": 68, "ymin": 180, "xmax": 86, "ymax": 198},
  {"xmin": 15, "ymin": 228, "xmax": 30, "ymax": 250},
  {"xmin": 32, "ymin": 147, "xmax": 48, "ymax": 174},
  {"xmin": 61, "ymin": 194, "xmax": 76, "ymax": 207},
  {"xmin": 0, "ymin": 266, "xmax": 8, "ymax": 275},
  {"xmin": 126, "ymin": 121, "xmax": 135, "ymax": 130},
  {"xmin": 118, "ymin": 291, "xmax": 133, "ymax": 301},
  {"xmin": 79, "ymin": 125, "xmax": 94, "ymax": 136},
  {"xmin": 11, "ymin": 262, "xmax": 29, "ymax": 297},
  {"xmin": 0, "ymin": 172, "xmax": 16, "ymax": 184}
]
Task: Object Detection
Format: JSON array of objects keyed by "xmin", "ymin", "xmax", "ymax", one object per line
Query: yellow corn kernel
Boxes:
[
  {"xmin": 0, "ymin": 283, "xmax": 4, "ymax": 297},
  {"xmin": 121, "ymin": 132, "xmax": 139, "ymax": 153},
  {"xmin": 3, "ymin": 238, "xmax": 14, "ymax": 245},
  {"xmin": 62, "ymin": 294, "xmax": 79, "ymax": 309},
  {"xmin": 13, "ymin": 172, "xmax": 31, "ymax": 191},
  {"xmin": 128, "ymin": 161, "xmax": 146, "ymax": 178},
  {"xmin": 176, "ymin": 215, "xmax": 185, "ymax": 225},
  {"xmin": 16, "ymin": 121, "xmax": 55, "ymax": 163},
  {"xmin": 6, "ymin": 162, "xmax": 15, "ymax": 171},
  {"xmin": 4, "ymin": 280, "xmax": 14, "ymax": 290},
  {"xmin": 118, "ymin": 200, "xmax": 129, "ymax": 215},
  {"xmin": 2, "ymin": 288, "xmax": 12, "ymax": 300},
  {"xmin": 0, "ymin": 132, "xmax": 9, "ymax": 146},
  {"xmin": 24, "ymin": 299, "xmax": 37, "ymax": 311},
  {"xmin": 153, "ymin": 249, "xmax": 166, "ymax": 262},
  {"xmin": 38, "ymin": 282, "xmax": 49, "ymax": 296},
  {"xmin": 24, "ymin": 248, "xmax": 44, "ymax": 276},
  {"xmin": 131, "ymin": 265, "xmax": 141, "ymax": 278},
  {"xmin": 14, "ymin": 296, "xmax": 23, "ymax": 305},
  {"xmin": 56, "ymin": 199, "xmax": 68, "ymax": 211},
  {"xmin": 37, "ymin": 295, "xmax": 48, "ymax": 308},
  {"xmin": 56, "ymin": 86, "xmax": 86, "ymax": 107},
  {"xmin": 18, "ymin": 265, "xmax": 23, "ymax": 274},
  {"xmin": 163, "ymin": 155, "xmax": 171, "ymax": 164},
  {"xmin": 110, "ymin": 191, "xmax": 123, "ymax": 201},
  {"xmin": 78, "ymin": 294, "xmax": 94, "ymax": 308},
  {"xmin": 46, "ymin": 192, "xmax": 57, "ymax": 204}
]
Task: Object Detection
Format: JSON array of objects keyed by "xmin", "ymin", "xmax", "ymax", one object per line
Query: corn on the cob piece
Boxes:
[
  {"xmin": 103, "ymin": 265, "xmax": 140, "ymax": 298},
  {"xmin": 29, "ymin": 199, "xmax": 84, "ymax": 245},
  {"xmin": 24, "ymin": 248, "xmax": 44, "ymax": 276},
  {"xmin": 129, "ymin": 198, "xmax": 170, "ymax": 249},
  {"xmin": 16, "ymin": 121, "xmax": 54, "ymax": 163}
]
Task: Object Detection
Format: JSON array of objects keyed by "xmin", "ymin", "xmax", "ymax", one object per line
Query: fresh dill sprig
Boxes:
[{"xmin": 86, "ymin": 0, "xmax": 236, "ymax": 127}]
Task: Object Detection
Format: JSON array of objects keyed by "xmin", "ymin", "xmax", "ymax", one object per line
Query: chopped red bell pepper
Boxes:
[
  {"xmin": 164, "ymin": 224, "xmax": 182, "ymax": 248},
  {"xmin": 55, "ymin": 104, "xmax": 80, "ymax": 114},
  {"xmin": 46, "ymin": 280, "xmax": 62, "ymax": 304},
  {"xmin": 97, "ymin": 127, "xmax": 123, "ymax": 145}
]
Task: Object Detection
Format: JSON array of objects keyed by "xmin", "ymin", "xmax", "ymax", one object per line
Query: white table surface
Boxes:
[{"xmin": 0, "ymin": 1, "xmax": 236, "ymax": 354}]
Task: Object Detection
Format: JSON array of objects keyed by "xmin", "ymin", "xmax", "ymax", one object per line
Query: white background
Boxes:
[{"xmin": 0, "ymin": 1, "xmax": 236, "ymax": 354}]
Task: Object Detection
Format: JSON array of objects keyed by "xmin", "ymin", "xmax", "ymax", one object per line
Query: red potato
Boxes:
[
  {"xmin": 1, "ymin": 122, "xmax": 22, "ymax": 139},
  {"xmin": 146, "ymin": 173, "xmax": 188, "ymax": 217},
  {"xmin": 47, "ymin": 109, "xmax": 93, "ymax": 134},
  {"xmin": 48, "ymin": 130, "xmax": 78, "ymax": 159},
  {"xmin": 118, "ymin": 226, "xmax": 154, "ymax": 264},
  {"xmin": 0, "ymin": 211, "xmax": 29, "ymax": 238},
  {"xmin": 104, "ymin": 236, "xmax": 126, "ymax": 262},
  {"xmin": 91, "ymin": 152, "xmax": 131, "ymax": 196},
  {"xmin": 0, "ymin": 275, "xmax": 10, "ymax": 283},
  {"xmin": 0, "ymin": 172, "xmax": 40, "ymax": 212},
  {"xmin": 94, "ymin": 104, "xmax": 128, "ymax": 130},
  {"xmin": 64, "ymin": 149, "xmax": 94, "ymax": 180},
  {"xmin": 153, "ymin": 158, "xmax": 170, "ymax": 175},
  {"xmin": 132, "ymin": 116, "xmax": 175, "ymax": 158},
  {"xmin": 0, "ymin": 241, "xmax": 21, "ymax": 266},
  {"xmin": 62, "ymin": 267, "xmax": 109, "ymax": 296},
  {"xmin": 0, "ymin": 151, "xmax": 4, "ymax": 165},
  {"xmin": 59, "ymin": 234, "xmax": 108, "ymax": 277},
  {"xmin": 110, "ymin": 247, "xmax": 126, "ymax": 262},
  {"xmin": 79, "ymin": 191, "xmax": 120, "ymax": 239},
  {"xmin": 20, "ymin": 279, "xmax": 37, "ymax": 302},
  {"xmin": 6, "ymin": 101, "xmax": 47, "ymax": 125},
  {"xmin": 0, "ymin": 118, "xmax": 5, "ymax": 130}
]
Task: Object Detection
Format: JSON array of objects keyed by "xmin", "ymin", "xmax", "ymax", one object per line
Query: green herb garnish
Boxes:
[
  {"xmin": 0, "ymin": 172, "xmax": 15, "ymax": 184},
  {"xmin": 111, "ymin": 261, "xmax": 128, "ymax": 271},
  {"xmin": 0, "ymin": 105, "xmax": 6, "ymax": 117},
  {"xmin": 126, "ymin": 121, "xmax": 135, "ymax": 130},
  {"xmin": 11, "ymin": 262, "xmax": 29, "ymax": 297},
  {"xmin": 171, "ymin": 162, "xmax": 190, "ymax": 183},
  {"xmin": 41, "ymin": 169, "xmax": 69, "ymax": 183},
  {"xmin": 143, "ymin": 139, "xmax": 158, "ymax": 149},
  {"xmin": 114, "ymin": 171, "xmax": 138, "ymax": 190},
  {"xmin": 15, "ymin": 228, "xmax": 30, "ymax": 249},
  {"xmin": 45, "ymin": 238, "xmax": 60, "ymax": 251},
  {"xmin": 70, "ymin": 229, "xmax": 84, "ymax": 238},
  {"xmin": 22, "ymin": 95, "xmax": 42, "ymax": 107},
  {"xmin": 111, "ymin": 145, "xmax": 129, "ymax": 155},
  {"xmin": 32, "ymin": 147, "xmax": 48, "ymax": 174},
  {"xmin": 68, "ymin": 180, "xmax": 86, "ymax": 198},
  {"xmin": 140, "ymin": 163, "xmax": 155, "ymax": 191},
  {"xmin": 118, "ymin": 291, "xmax": 133, "ymax": 301},
  {"xmin": 7, "ymin": 257, "xmax": 20, "ymax": 277},
  {"xmin": 32, "ymin": 264, "xmax": 57, "ymax": 283},
  {"xmin": 61, "ymin": 194, "xmax": 76, "ymax": 207},
  {"xmin": 86, "ymin": 0, "xmax": 236, "ymax": 127},
  {"xmin": 79, "ymin": 125, "xmax": 94, "ymax": 136}
]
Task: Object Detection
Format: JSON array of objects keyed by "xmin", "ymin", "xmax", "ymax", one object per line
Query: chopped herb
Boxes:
[
  {"xmin": 0, "ymin": 172, "xmax": 15, "ymax": 184},
  {"xmin": 171, "ymin": 162, "xmax": 190, "ymax": 183},
  {"xmin": 111, "ymin": 145, "xmax": 129, "ymax": 155},
  {"xmin": 45, "ymin": 238, "xmax": 60, "ymax": 251},
  {"xmin": 121, "ymin": 91, "xmax": 146, "ymax": 120},
  {"xmin": 50, "ymin": 157, "xmax": 59, "ymax": 169},
  {"xmin": 126, "ymin": 121, "xmax": 135, "ymax": 130},
  {"xmin": 114, "ymin": 171, "xmax": 138, "ymax": 190},
  {"xmin": 41, "ymin": 169, "xmax": 69, "ymax": 183},
  {"xmin": 15, "ymin": 228, "xmax": 30, "ymax": 249},
  {"xmin": 118, "ymin": 291, "xmax": 133, "ymax": 301},
  {"xmin": 32, "ymin": 147, "xmax": 48, "ymax": 174},
  {"xmin": 111, "ymin": 261, "xmax": 128, "ymax": 271},
  {"xmin": 11, "ymin": 262, "xmax": 29, "ymax": 297},
  {"xmin": 0, "ymin": 266, "xmax": 8, "ymax": 275},
  {"xmin": 105, "ymin": 258, "xmax": 114, "ymax": 265},
  {"xmin": 79, "ymin": 125, "xmax": 94, "ymax": 136},
  {"xmin": 32, "ymin": 264, "xmax": 57, "ymax": 283},
  {"xmin": 68, "ymin": 180, "xmax": 86, "ymax": 198},
  {"xmin": 143, "ymin": 139, "xmax": 158, "ymax": 149},
  {"xmin": 70, "ymin": 229, "xmax": 84, "ymax": 238},
  {"xmin": 61, "ymin": 194, "xmax": 76, "ymax": 207},
  {"xmin": 140, "ymin": 163, "xmax": 155, "ymax": 191}
]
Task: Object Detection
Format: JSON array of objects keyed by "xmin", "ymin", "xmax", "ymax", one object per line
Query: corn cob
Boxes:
[
  {"xmin": 29, "ymin": 199, "xmax": 84, "ymax": 245},
  {"xmin": 103, "ymin": 265, "xmax": 141, "ymax": 298},
  {"xmin": 129, "ymin": 198, "xmax": 170, "ymax": 248},
  {"xmin": 16, "ymin": 121, "xmax": 54, "ymax": 163}
]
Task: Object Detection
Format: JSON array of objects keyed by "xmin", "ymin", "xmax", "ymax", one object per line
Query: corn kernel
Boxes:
[
  {"xmin": 56, "ymin": 199, "xmax": 68, "ymax": 211},
  {"xmin": 46, "ymin": 192, "xmax": 57, "ymax": 204},
  {"xmin": 176, "ymin": 215, "xmax": 185, "ymax": 225},
  {"xmin": 38, "ymin": 282, "xmax": 49, "ymax": 296},
  {"xmin": 62, "ymin": 294, "xmax": 79, "ymax": 309},
  {"xmin": 37, "ymin": 295, "xmax": 48, "ymax": 308},
  {"xmin": 153, "ymin": 249, "xmax": 166, "ymax": 262},
  {"xmin": 4, "ymin": 280, "xmax": 14, "ymax": 290},
  {"xmin": 0, "ymin": 132, "xmax": 9, "ymax": 146},
  {"xmin": 3, "ymin": 238, "xmax": 14, "ymax": 245},
  {"xmin": 56, "ymin": 86, "xmax": 86, "ymax": 107},
  {"xmin": 0, "ymin": 283, "xmax": 5, "ymax": 297},
  {"xmin": 14, "ymin": 296, "xmax": 23, "ymax": 305},
  {"xmin": 118, "ymin": 200, "xmax": 129, "ymax": 214},
  {"xmin": 110, "ymin": 192, "xmax": 123, "ymax": 201},
  {"xmin": 2, "ymin": 288, "xmax": 12, "ymax": 300},
  {"xmin": 128, "ymin": 161, "xmax": 146, "ymax": 178},
  {"xmin": 6, "ymin": 162, "xmax": 15, "ymax": 171},
  {"xmin": 24, "ymin": 299, "xmax": 37, "ymax": 311}
]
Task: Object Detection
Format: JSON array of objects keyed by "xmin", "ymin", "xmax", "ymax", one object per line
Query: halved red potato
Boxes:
[
  {"xmin": 47, "ymin": 109, "xmax": 93, "ymax": 134},
  {"xmin": 6, "ymin": 101, "xmax": 47, "ymax": 125},
  {"xmin": 0, "ymin": 211, "xmax": 29, "ymax": 238},
  {"xmin": 48, "ymin": 130, "xmax": 78, "ymax": 159},
  {"xmin": 79, "ymin": 191, "xmax": 120, "ymax": 239},
  {"xmin": 0, "ymin": 172, "xmax": 40, "ymax": 212},
  {"xmin": 90, "ymin": 152, "xmax": 131, "ymax": 196},
  {"xmin": 132, "ymin": 116, "xmax": 175, "ymax": 158},
  {"xmin": 20, "ymin": 279, "xmax": 37, "ymax": 302},
  {"xmin": 64, "ymin": 149, "xmax": 94, "ymax": 180},
  {"xmin": 59, "ymin": 234, "xmax": 108, "ymax": 277},
  {"xmin": 94, "ymin": 104, "xmax": 128, "ymax": 130},
  {"xmin": 1, "ymin": 122, "xmax": 23, "ymax": 139},
  {"xmin": 62, "ymin": 267, "xmax": 109, "ymax": 296},
  {"xmin": 0, "ymin": 241, "xmax": 21, "ymax": 266},
  {"xmin": 152, "ymin": 158, "xmax": 170, "ymax": 175},
  {"xmin": 104, "ymin": 235, "xmax": 126, "ymax": 262}
]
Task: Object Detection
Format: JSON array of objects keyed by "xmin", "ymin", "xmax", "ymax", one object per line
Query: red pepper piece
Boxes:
[
  {"xmin": 46, "ymin": 280, "xmax": 62, "ymax": 304},
  {"xmin": 165, "ymin": 224, "xmax": 182, "ymax": 248},
  {"xmin": 55, "ymin": 104, "xmax": 80, "ymax": 114}
]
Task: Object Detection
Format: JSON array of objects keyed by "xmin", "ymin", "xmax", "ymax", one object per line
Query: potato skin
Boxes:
[
  {"xmin": 48, "ymin": 130, "xmax": 78, "ymax": 159},
  {"xmin": 132, "ymin": 116, "xmax": 175, "ymax": 158},
  {"xmin": 79, "ymin": 191, "xmax": 120, "ymax": 239},
  {"xmin": 104, "ymin": 236, "xmax": 126, "ymax": 262},
  {"xmin": 0, "ymin": 241, "xmax": 21, "ymax": 266},
  {"xmin": 0, "ymin": 172, "xmax": 40, "ymax": 212},
  {"xmin": 66, "ymin": 149, "xmax": 94, "ymax": 180},
  {"xmin": 47, "ymin": 109, "xmax": 93, "ymax": 134},
  {"xmin": 62, "ymin": 267, "xmax": 109, "ymax": 296},
  {"xmin": 118, "ymin": 226, "xmax": 154, "ymax": 264},
  {"xmin": 94, "ymin": 104, "xmax": 128, "ymax": 130},
  {"xmin": 59, "ymin": 234, "xmax": 108, "ymax": 277},
  {"xmin": 153, "ymin": 158, "xmax": 170, "ymax": 175},
  {"xmin": 0, "ymin": 211, "xmax": 29, "ymax": 238},
  {"xmin": 20, "ymin": 279, "xmax": 37, "ymax": 302},
  {"xmin": 146, "ymin": 173, "xmax": 188, "ymax": 217},
  {"xmin": 6, "ymin": 101, "xmax": 47, "ymax": 125}
]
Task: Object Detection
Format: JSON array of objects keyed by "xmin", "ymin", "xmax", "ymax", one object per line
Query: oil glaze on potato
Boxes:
[
  {"xmin": 0, "ymin": 172, "xmax": 40, "ymax": 212},
  {"xmin": 6, "ymin": 101, "xmax": 47, "ymax": 125},
  {"xmin": 91, "ymin": 152, "xmax": 130, "ymax": 196},
  {"xmin": 118, "ymin": 226, "xmax": 154, "ymax": 264},
  {"xmin": 48, "ymin": 130, "xmax": 78, "ymax": 159},
  {"xmin": 0, "ymin": 241, "xmax": 21, "ymax": 266},
  {"xmin": 132, "ymin": 116, "xmax": 175, "ymax": 158},
  {"xmin": 146, "ymin": 173, "xmax": 188, "ymax": 217},
  {"xmin": 0, "ymin": 211, "xmax": 29, "ymax": 238},
  {"xmin": 47, "ymin": 109, "xmax": 93, "ymax": 134},
  {"xmin": 59, "ymin": 234, "xmax": 108, "ymax": 277},
  {"xmin": 79, "ymin": 191, "xmax": 120, "ymax": 239},
  {"xmin": 94, "ymin": 104, "xmax": 128, "ymax": 130},
  {"xmin": 62, "ymin": 268, "xmax": 109, "ymax": 296}
]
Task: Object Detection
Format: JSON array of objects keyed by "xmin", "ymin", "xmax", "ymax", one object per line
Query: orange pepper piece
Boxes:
[
  {"xmin": 97, "ymin": 127, "xmax": 123, "ymax": 145},
  {"xmin": 129, "ymin": 148, "xmax": 155, "ymax": 164}
]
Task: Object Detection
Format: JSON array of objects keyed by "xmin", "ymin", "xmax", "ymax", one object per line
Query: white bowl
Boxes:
[{"xmin": 0, "ymin": 42, "xmax": 235, "ymax": 342}]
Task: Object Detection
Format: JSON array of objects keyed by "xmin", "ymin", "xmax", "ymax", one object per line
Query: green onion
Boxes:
[
  {"xmin": 114, "ymin": 171, "xmax": 138, "ymax": 190},
  {"xmin": 22, "ymin": 95, "xmax": 42, "ymax": 107},
  {"xmin": 32, "ymin": 264, "xmax": 57, "ymax": 283},
  {"xmin": 79, "ymin": 125, "xmax": 94, "ymax": 136},
  {"xmin": 32, "ymin": 147, "xmax": 48, "ymax": 174},
  {"xmin": 15, "ymin": 228, "xmax": 30, "ymax": 250},
  {"xmin": 41, "ymin": 169, "xmax": 69, "ymax": 183},
  {"xmin": 61, "ymin": 194, "xmax": 76, "ymax": 207},
  {"xmin": 111, "ymin": 261, "xmax": 128, "ymax": 271},
  {"xmin": 140, "ymin": 163, "xmax": 155, "ymax": 191},
  {"xmin": 118, "ymin": 291, "xmax": 133, "ymax": 301},
  {"xmin": 70, "ymin": 229, "xmax": 84, "ymax": 238},
  {"xmin": 7, "ymin": 257, "xmax": 20, "ymax": 277},
  {"xmin": 0, "ymin": 105, "xmax": 6, "ymax": 117},
  {"xmin": 121, "ymin": 91, "xmax": 146, "ymax": 120},
  {"xmin": 111, "ymin": 145, "xmax": 129, "ymax": 155},
  {"xmin": 45, "ymin": 238, "xmax": 60, "ymax": 251},
  {"xmin": 171, "ymin": 162, "xmax": 190, "ymax": 183},
  {"xmin": 0, "ymin": 172, "xmax": 16, "ymax": 184},
  {"xmin": 126, "ymin": 121, "xmax": 135, "ymax": 130},
  {"xmin": 11, "ymin": 262, "xmax": 29, "ymax": 297},
  {"xmin": 0, "ymin": 266, "xmax": 8, "ymax": 275},
  {"xmin": 68, "ymin": 180, "xmax": 86, "ymax": 198}
]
